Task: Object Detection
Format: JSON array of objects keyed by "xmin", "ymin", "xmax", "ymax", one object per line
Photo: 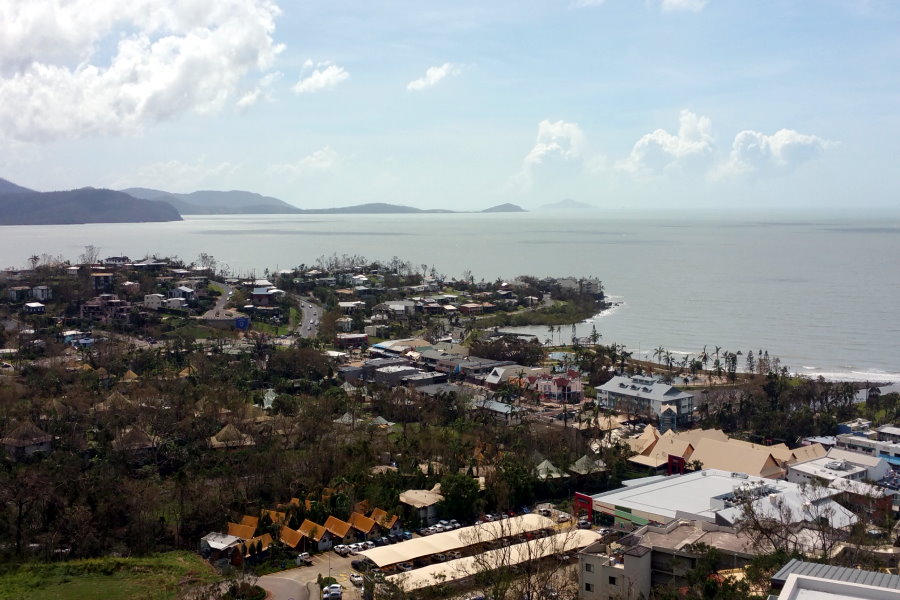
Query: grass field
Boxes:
[{"xmin": 0, "ymin": 552, "xmax": 220, "ymax": 600}]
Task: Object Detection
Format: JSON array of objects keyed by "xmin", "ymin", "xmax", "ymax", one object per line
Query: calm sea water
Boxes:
[{"xmin": 1, "ymin": 212, "xmax": 898, "ymax": 382}]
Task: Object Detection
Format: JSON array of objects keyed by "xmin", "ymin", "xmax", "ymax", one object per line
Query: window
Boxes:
[
  {"xmin": 585, "ymin": 583, "xmax": 593, "ymax": 592},
  {"xmin": 585, "ymin": 563, "xmax": 593, "ymax": 572},
  {"xmin": 609, "ymin": 576, "xmax": 617, "ymax": 585}
]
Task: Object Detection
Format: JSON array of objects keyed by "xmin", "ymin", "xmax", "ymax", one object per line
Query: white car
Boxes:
[
  {"xmin": 556, "ymin": 513, "xmax": 571, "ymax": 523},
  {"xmin": 348, "ymin": 543, "xmax": 360, "ymax": 555},
  {"xmin": 350, "ymin": 573, "xmax": 364, "ymax": 586},
  {"xmin": 333, "ymin": 544, "xmax": 350, "ymax": 556}
]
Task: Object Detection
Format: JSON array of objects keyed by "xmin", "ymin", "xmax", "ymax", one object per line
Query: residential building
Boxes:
[
  {"xmin": 80, "ymin": 294, "xmax": 130, "ymax": 323},
  {"xmin": 168, "ymin": 285, "xmax": 195, "ymax": 300},
  {"xmin": 596, "ymin": 375, "xmax": 694, "ymax": 424},
  {"xmin": 335, "ymin": 333, "xmax": 368, "ymax": 349},
  {"xmin": 24, "ymin": 302, "xmax": 45, "ymax": 314},
  {"xmin": 399, "ymin": 488, "xmax": 444, "ymax": 526},
  {"xmin": 143, "ymin": 294, "xmax": 165, "ymax": 310},
  {"xmin": 6, "ymin": 286, "xmax": 30, "ymax": 302},
  {"xmin": 91, "ymin": 272, "xmax": 114, "ymax": 291},
  {"xmin": 2, "ymin": 421, "xmax": 52, "ymax": 460},
  {"xmin": 31, "ymin": 285, "xmax": 52, "ymax": 301},
  {"xmin": 165, "ymin": 297, "xmax": 187, "ymax": 309}
]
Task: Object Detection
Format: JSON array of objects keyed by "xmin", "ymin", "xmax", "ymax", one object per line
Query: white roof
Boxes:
[
  {"xmin": 825, "ymin": 448, "xmax": 885, "ymax": 468},
  {"xmin": 201, "ymin": 532, "xmax": 241, "ymax": 550},
  {"xmin": 398, "ymin": 489, "xmax": 444, "ymax": 509},
  {"xmin": 386, "ymin": 529, "xmax": 600, "ymax": 591},
  {"xmin": 360, "ymin": 514, "xmax": 554, "ymax": 567}
]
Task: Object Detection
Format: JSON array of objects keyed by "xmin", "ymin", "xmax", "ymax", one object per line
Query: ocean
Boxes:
[{"xmin": 1, "ymin": 211, "xmax": 898, "ymax": 382}]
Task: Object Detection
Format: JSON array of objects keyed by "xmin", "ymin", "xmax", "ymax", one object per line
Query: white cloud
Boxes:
[
  {"xmin": 570, "ymin": 0, "xmax": 606, "ymax": 7},
  {"xmin": 236, "ymin": 70, "xmax": 282, "ymax": 110},
  {"xmin": 0, "ymin": 0, "xmax": 284, "ymax": 143},
  {"xmin": 267, "ymin": 146, "xmax": 340, "ymax": 177},
  {"xmin": 508, "ymin": 120, "xmax": 586, "ymax": 192},
  {"xmin": 407, "ymin": 63, "xmax": 461, "ymax": 92},
  {"xmin": 713, "ymin": 128, "xmax": 833, "ymax": 179},
  {"xmin": 292, "ymin": 62, "xmax": 348, "ymax": 94},
  {"xmin": 112, "ymin": 157, "xmax": 239, "ymax": 191},
  {"xmin": 661, "ymin": 0, "xmax": 709, "ymax": 12},
  {"xmin": 617, "ymin": 109, "xmax": 714, "ymax": 174}
]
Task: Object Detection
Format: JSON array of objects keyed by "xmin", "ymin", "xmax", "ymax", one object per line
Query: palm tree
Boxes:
[
  {"xmin": 653, "ymin": 345, "xmax": 666, "ymax": 367},
  {"xmin": 699, "ymin": 345, "xmax": 710, "ymax": 372}
]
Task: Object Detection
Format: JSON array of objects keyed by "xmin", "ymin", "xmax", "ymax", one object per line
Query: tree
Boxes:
[
  {"xmin": 79, "ymin": 244, "xmax": 101, "ymax": 265},
  {"xmin": 440, "ymin": 473, "xmax": 481, "ymax": 521}
]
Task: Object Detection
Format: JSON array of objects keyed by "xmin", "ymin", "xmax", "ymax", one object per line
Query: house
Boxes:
[
  {"xmin": 348, "ymin": 512, "xmax": 377, "ymax": 540},
  {"xmin": 7, "ymin": 286, "xmax": 30, "ymax": 302},
  {"xmin": 596, "ymin": 375, "xmax": 694, "ymax": 424},
  {"xmin": 2, "ymin": 421, "xmax": 52, "ymax": 460},
  {"xmin": 103, "ymin": 256, "xmax": 131, "ymax": 266},
  {"xmin": 91, "ymin": 272, "xmax": 114, "ymax": 291},
  {"xmin": 199, "ymin": 532, "xmax": 243, "ymax": 565},
  {"xmin": 251, "ymin": 287, "xmax": 284, "ymax": 306},
  {"xmin": 24, "ymin": 302, "xmax": 45, "ymax": 314},
  {"xmin": 80, "ymin": 294, "xmax": 131, "ymax": 323},
  {"xmin": 298, "ymin": 519, "xmax": 332, "ymax": 551},
  {"xmin": 227, "ymin": 522, "xmax": 257, "ymax": 540},
  {"xmin": 335, "ymin": 333, "xmax": 368, "ymax": 349},
  {"xmin": 143, "ymin": 294, "xmax": 165, "ymax": 310},
  {"xmin": 31, "ymin": 285, "xmax": 52, "ymax": 301},
  {"xmin": 336, "ymin": 317, "xmax": 353, "ymax": 332},
  {"xmin": 369, "ymin": 508, "xmax": 401, "ymax": 535},
  {"xmin": 165, "ymin": 297, "xmax": 187, "ymax": 309},
  {"xmin": 279, "ymin": 526, "xmax": 304, "ymax": 549},
  {"xmin": 535, "ymin": 371, "xmax": 584, "ymax": 403},
  {"xmin": 324, "ymin": 515, "xmax": 352, "ymax": 545},
  {"xmin": 209, "ymin": 424, "xmax": 255, "ymax": 449},
  {"xmin": 338, "ymin": 301, "xmax": 366, "ymax": 313},
  {"xmin": 399, "ymin": 488, "xmax": 444, "ymax": 526},
  {"xmin": 168, "ymin": 286, "xmax": 195, "ymax": 301}
]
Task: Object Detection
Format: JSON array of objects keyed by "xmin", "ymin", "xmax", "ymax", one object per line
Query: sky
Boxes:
[{"xmin": 0, "ymin": 0, "xmax": 898, "ymax": 212}]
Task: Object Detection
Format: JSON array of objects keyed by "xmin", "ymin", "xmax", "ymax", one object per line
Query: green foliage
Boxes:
[{"xmin": 440, "ymin": 473, "xmax": 482, "ymax": 521}]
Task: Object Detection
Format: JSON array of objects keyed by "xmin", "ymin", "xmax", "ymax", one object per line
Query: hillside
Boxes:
[
  {"xmin": 0, "ymin": 187, "xmax": 182, "ymax": 225},
  {"xmin": 122, "ymin": 187, "xmax": 301, "ymax": 214},
  {"xmin": 0, "ymin": 177, "xmax": 34, "ymax": 195}
]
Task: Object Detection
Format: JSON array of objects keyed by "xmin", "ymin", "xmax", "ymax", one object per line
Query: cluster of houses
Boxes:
[
  {"xmin": 200, "ymin": 500, "xmax": 403, "ymax": 567},
  {"xmin": 334, "ymin": 336, "xmax": 584, "ymax": 406}
]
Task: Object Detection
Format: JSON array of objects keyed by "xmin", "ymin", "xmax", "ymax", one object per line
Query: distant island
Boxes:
[
  {"xmin": 538, "ymin": 198, "xmax": 596, "ymax": 211},
  {"xmin": 482, "ymin": 203, "xmax": 526, "ymax": 213},
  {"xmin": 0, "ymin": 181, "xmax": 181, "ymax": 225},
  {"xmin": 0, "ymin": 176, "xmax": 527, "ymax": 223},
  {"xmin": 122, "ymin": 187, "xmax": 301, "ymax": 215}
]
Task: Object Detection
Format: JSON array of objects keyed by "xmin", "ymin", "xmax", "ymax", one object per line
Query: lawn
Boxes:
[{"xmin": 0, "ymin": 552, "xmax": 220, "ymax": 600}]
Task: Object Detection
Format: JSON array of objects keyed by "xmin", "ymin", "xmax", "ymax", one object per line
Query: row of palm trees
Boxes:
[{"xmin": 650, "ymin": 344, "xmax": 744, "ymax": 383}]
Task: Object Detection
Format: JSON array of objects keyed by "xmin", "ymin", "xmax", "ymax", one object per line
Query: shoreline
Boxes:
[{"xmin": 501, "ymin": 306, "xmax": 900, "ymax": 386}]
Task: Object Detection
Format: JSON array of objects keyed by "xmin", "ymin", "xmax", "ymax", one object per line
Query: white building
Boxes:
[
  {"xmin": 596, "ymin": 375, "xmax": 694, "ymax": 421},
  {"xmin": 788, "ymin": 447, "xmax": 890, "ymax": 485},
  {"xmin": 143, "ymin": 294, "xmax": 165, "ymax": 310}
]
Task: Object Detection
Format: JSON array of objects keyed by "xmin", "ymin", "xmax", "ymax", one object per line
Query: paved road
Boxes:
[
  {"xmin": 295, "ymin": 296, "xmax": 323, "ymax": 339},
  {"xmin": 202, "ymin": 281, "xmax": 235, "ymax": 320},
  {"xmin": 258, "ymin": 575, "xmax": 316, "ymax": 600}
]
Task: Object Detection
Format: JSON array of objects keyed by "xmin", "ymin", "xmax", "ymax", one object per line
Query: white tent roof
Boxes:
[
  {"xmin": 360, "ymin": 514, "xmax": 554, "ymax": 567},
  {"xmin": 386, "ymin": 529, "xmax": 601, "ymax": 591}
]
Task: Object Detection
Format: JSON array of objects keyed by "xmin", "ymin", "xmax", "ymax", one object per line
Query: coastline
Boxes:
[{"xmin": 502, "ymin": 304, "xmax": 900, "ymax": 385}]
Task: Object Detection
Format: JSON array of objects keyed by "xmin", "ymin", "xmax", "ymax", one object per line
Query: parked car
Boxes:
[
  {"xmin": 364, "ymin": 540, "xmax": 376, "ymax": 549},
  {"xmin": 538, "ymin": 508, "xmax": 552, "ymax": 517},
  {"xmin": 432, "ymin": 553, "xmax": 447, "ymax": 562},
  {"xmin": 296, "ymin": 552, "xmax": 312, "ymax": 565},
  {"xmin": 325, "ymin": 583, "xmax": 342, "ymax": 599},
  {"xmin": 577, "ymin": 519, "xmax": 592, "ymax": 529},
  {"xmin": 352, "ymin": 558, "xmax": 375, "ymax": 572},
  {"xmin": 448, "ymin": 519, "xmax": 460, "ymax": 529},
  {"xmin": 349, "ymin": 573, "xmax": 364, "ymax": 586},
  {"xmin": 333, "ymin": 544, "xmax": 351, "ymax": 556},
  {"xmin": 556, "ymin": 513, "xmax": 571, "ymax": 523},
  {"xmin": 398, "ymin": 562, "xmax": 414, "ymax": 572},
  {"xmin": 348, "ymin": 543, "xmax": 361, "ymax": 554},
  {"xmin": 402, "ymin": 530, "xmax": 413, "ymax": 540}
]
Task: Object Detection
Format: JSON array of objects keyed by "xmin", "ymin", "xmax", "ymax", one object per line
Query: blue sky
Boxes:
[{"xmin": 0, "ymin": 0, "xmax": 898, "ymax": 211}]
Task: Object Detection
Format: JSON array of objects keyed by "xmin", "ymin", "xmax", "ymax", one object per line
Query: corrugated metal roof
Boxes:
[{"xmin": 772, "ymin": 558, "xmax": 900, "ymax": 589}]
